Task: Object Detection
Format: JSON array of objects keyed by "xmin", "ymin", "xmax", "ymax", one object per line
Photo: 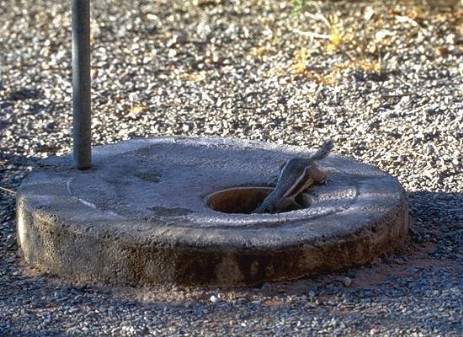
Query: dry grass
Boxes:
[{"xmin": 259, "ymin": 0, "xmax": 463, "ymax": 84}]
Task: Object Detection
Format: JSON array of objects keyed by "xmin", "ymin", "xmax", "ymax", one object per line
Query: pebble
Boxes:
[
  {"xmin": 338, "ymin": 276, "xmax": 353, "ymax": 287},
  {"xmin": 1, "ymin": 0, "xmax": 463, "ymax": 336},
  {"xmin": 209, "ymin": 295, "xmax": 221, "ymax": 304}
]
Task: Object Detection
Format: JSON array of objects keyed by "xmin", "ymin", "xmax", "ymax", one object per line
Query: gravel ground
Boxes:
[{"xmin": 1, "ymin": 0, "xmax": 463, "ymax": 336}]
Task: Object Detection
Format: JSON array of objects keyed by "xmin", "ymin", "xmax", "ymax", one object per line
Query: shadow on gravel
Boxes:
[{"xmin": 408, "ymin": 191, "xmax": 463, "ymax": 261}]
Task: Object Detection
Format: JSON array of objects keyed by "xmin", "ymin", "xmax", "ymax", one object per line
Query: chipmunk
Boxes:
[{"xmin": 253, "ymin": 140, "xmax": 333, "ymax": 214}]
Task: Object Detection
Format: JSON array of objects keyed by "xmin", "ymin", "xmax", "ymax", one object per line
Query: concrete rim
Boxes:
[{"xmin": 17, "ymin": 137, "xmax": 408, "ymax": 286}]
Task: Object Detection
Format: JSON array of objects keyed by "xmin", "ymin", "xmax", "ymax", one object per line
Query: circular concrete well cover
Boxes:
[{"xmin": 17, "ymin": 137, "xmax": 408, "ymax": 286}]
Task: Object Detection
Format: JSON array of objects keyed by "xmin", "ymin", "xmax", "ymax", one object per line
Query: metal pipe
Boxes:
[{"xmin": 72, "ymin": 0, "xmax": 92, "ymax": 169}]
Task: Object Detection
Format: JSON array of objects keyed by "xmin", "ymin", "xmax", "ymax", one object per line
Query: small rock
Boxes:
[
  {"xmin": 339, "ymin": 276, "xmax": 353, "ymax": 287},
  {"xmin": 307, "ymin": 290, "xmax": 316, "ymax": 299},
  {"xmin": 209, "ymin": 295, "xmax": 220, "ymax": 304}
]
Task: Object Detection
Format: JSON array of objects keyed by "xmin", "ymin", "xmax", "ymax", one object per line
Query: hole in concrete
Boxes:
[{"xmin": 206, "ymin": 187, "xmax": 312, "ymax": 214}]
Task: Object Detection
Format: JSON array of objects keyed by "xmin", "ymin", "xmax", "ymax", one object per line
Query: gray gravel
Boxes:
[{"xmin": 1, "ymin": 0, "xmax": 463, "ymax": 336}]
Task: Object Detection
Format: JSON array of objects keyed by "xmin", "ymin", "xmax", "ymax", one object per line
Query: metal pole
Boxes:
[{"xmin": 72, "ymin": 0, "xmax": 92, "ymax": 169}]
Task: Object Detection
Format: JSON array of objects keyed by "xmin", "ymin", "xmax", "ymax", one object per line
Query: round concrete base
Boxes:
[{"xmin": 17, "ymin": 137, "xmax": 408, "ymax": 287}]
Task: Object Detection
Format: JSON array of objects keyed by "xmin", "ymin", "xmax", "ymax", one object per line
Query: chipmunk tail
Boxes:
[{"xmin": 311, "ymin": 140, "xmax": 333, "ymax": 161}]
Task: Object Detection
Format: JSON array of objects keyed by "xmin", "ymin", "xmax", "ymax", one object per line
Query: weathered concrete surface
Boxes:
[{"xmin": 16, "ymin": 137, "xmax": 408, "ymax": 286}]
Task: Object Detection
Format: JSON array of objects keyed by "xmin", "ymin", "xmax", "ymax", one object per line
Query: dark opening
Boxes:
[{"xmin": 206, "ymin": 187, "xmax": 311, "ymax": 214}]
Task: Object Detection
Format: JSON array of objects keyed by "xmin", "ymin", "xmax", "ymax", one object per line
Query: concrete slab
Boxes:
[{"xmin": 16, "ymin": 137, "xmax": 408, "ymax": 286}]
